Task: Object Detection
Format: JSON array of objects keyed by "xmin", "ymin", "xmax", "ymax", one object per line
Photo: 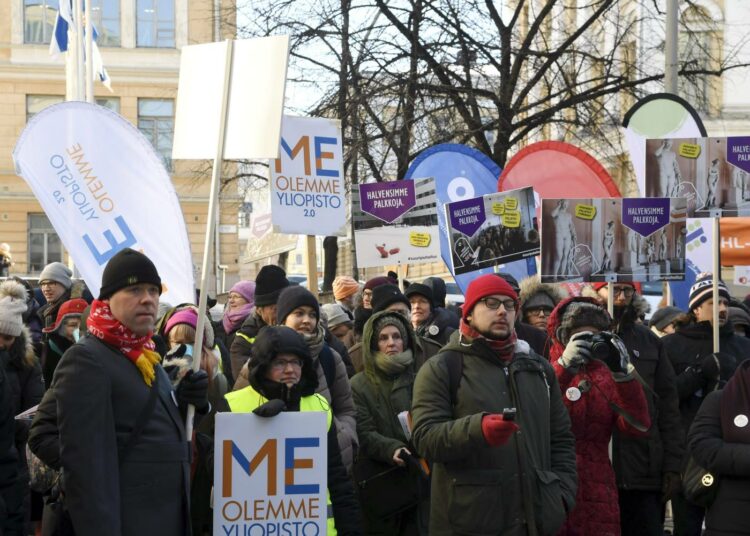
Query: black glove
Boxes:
[
  {"xmin": 661, "ymin": 471, "xmax": 681, "ymax": 503},
  {"xmin": 252, "ymin": 399, "xmax": 287, "ymax": 418},
  {"xmin": 176, "ymin": 369, "xmax": 209, "ymax": 412},
  {"xmin": 700, "ymin": 354, "xmax": 720, "ymax": 382},
  {"xmin": 603, "ymin": 334, "xmax": 630, "ymax": 375}
]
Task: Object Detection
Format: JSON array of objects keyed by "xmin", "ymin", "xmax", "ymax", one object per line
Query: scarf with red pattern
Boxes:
[
  {"xmin": 86, "ymin": 299, "xmax": 161, "ymax": 386},
  {"xmin": 459, "ymin": 319, "xmax": 517, "ymax": 363}
]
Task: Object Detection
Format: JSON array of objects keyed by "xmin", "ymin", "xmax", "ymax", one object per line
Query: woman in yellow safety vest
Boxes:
[{"xmin": 223, "ymin": 325, "xmax": 362, "ymax": 535}]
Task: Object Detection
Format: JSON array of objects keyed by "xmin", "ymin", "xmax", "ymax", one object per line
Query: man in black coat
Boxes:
[
  {"xmin": 660, "ymin": 273, "xmax": 750, "ymax": 536},
  {"xmin": 48, "ymin": 249, "xmax": 209, "ymax": 536},
  {"xmin": 594, "ymin": 282, "xmax": 684, "ymax": 536}
]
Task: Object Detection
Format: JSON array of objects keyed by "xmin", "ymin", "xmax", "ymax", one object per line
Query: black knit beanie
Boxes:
[
  {"xmin": 275, "ymin": 286, "xmax": 320, "ymax": 325},
  {"xmin": 99, "ymin": 248, "xmax": 161, "ymax": 300},
  {"xmin": 404, "ymin": 283, "xmax": 434, "ymax": 308},
  {"xmin": 371, "ymin": 284, "xmax": 410, "ymax": 313},
  {"xmin": 255, "ymin": 265, "xmax": 289, "ymax": 307}
]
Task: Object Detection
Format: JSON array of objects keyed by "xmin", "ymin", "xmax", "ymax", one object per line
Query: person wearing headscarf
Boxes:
[
  {"xmin": 215, "ymin": 280, "xmax": 255, "ymax": 351},
  {"xmin": 351, "ymin": 310, "xmax": 430, "ymax": 534}
]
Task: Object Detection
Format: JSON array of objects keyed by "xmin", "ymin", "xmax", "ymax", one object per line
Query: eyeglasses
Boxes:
[
  {"xmin": 39, "ymin": 281, "xmax": 60, "ymax": 288},
  {"xmin": 526, "ymin": 306, "xmax": 553, "ymax": 317},
  {"xmin": 480, "ymin": 297, "xmax": 517, "ymax": 311},
  {"xmin": 269, "ymin": 358, "xmax": 303, "ymax": 371},
  {"xmin": 612, "ymin": 286, "xmax": 635, "ymax": 298}
]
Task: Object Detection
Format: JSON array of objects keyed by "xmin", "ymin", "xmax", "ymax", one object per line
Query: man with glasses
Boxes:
[
  {"xmin": 592, "ymin": 282, "xmax": 684, "ymax": 536},
  {"xmin": 660, "ymin": 273, "xmax": 749, "ymax": 535},
  {"xmin": 411, "ymin": 274, "xmax": 576, "ymax": 535}
]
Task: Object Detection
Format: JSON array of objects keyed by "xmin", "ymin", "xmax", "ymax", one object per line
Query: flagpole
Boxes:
[
  {"xmin": 187, "ymin": 39, "xmax": 235, "ymax": 438},
  {"xmin": 84, "ymin": 0, "xmax": 94, "ymax": 103},
  {"xmin": 72, "ymin": 0, "xmax": 84, "ymax": 100}
]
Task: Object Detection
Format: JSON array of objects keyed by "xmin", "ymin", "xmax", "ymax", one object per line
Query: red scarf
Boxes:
[
  {"xmin": 86, "ymin": 299, "xmax": 161, "ymax": 386},
  {"xmin": 721, "ymin": 359, "xmax": 750, "ymax": 443},
  {"xmin": 459, "ymin": 319, "xmax": 517, "ymax": 363}
]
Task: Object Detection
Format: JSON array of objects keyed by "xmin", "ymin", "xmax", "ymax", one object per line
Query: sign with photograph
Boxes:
[
  {"xmin": 540, "ymin": 197, "xmax": 687, "ymax": 283},
  {"xmin": 353, "ymin": 178, "xmax": 440, "ymax": 268},
  {"xmin": 644, "ymin": 136, "xmax": 750, "ymax": 216},
  {"xmin": 445, "ymin": 187, "xmax": 539, "ymax": 275},
  {"xmin": 213, "ymin": 411, "xmax": 328, "ymax": 535}
]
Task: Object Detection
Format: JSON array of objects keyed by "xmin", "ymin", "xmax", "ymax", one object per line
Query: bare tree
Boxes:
[{"xmin": 232, "ymin": 0, "xmax": 750, "ymax": 274}]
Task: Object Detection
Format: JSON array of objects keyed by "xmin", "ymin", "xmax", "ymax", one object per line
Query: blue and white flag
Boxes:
[{"xmin": 49, "ymin": 0, "xmax": 111, "ymax": 90}]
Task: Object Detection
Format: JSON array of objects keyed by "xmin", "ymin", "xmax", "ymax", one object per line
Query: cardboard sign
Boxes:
[
  {"xmin": 213, "ymin": 411, "xmax": 328, "ymax": 535},
  {"xmin": 445, "ymin": 186, "xmax": 539, "ymax": 275},
  {"xmin": 353, "ymin": 178, "xmax": 440, "ymax": 268},
  {"xmin": 540, "ymin": 197, "xmax": 687, "ymax": 283},
  {"xmin": 270, "ymin": 116, "xmax": 347, "ymax": 237},
  {"xmin": 644, "ymin": 136, "xmax": 750, "ymax": 216}
]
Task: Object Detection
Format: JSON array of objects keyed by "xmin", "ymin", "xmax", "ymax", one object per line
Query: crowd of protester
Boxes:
[{"xmin": 1, "ymin": 251, "xmax": 750, "ymax": 536}]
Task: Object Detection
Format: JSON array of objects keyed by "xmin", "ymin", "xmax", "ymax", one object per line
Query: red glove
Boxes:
[{"xmin": 481, "ymin": 414, "xmax": 519, "ymax": 447}]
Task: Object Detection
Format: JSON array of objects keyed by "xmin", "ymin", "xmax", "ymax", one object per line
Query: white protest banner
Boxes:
[
  {"xmin": 352, "ymin": 178, "xmax": 441, "ymax": 268},
  {"xmin": 214, "ymin": 411, "xmax": 328, "ymax": 535},
  {"xmin": 270, "ymin": 116, "xmax": 347, "ymax": 236},
  {"xmin": 12, "ymin": 102, "xmax": 194, "ymax": 304},
  {"xmin": 172, "ymin": 36, "xmax": 289, "ymax": 160}
]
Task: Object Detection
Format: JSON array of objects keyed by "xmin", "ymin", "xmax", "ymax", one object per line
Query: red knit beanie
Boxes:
[{"xmin": 462, "ymin": 274, "xmax": 518, "ymax": 320}]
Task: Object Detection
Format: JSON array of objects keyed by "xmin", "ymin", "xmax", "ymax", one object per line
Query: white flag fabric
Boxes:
[{"xmin": 13, "ymin": 102, "xmax": 194, "ymax": 303}]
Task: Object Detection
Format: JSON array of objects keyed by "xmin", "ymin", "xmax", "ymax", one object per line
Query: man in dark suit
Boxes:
[{"xmin": 53, "ymin": 249, "xmax": 208, "ymax": 536}]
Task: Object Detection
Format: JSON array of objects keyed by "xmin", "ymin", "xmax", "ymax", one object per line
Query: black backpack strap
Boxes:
[
  {"xmin": 119, "ymin": 370, "xmax": 160, "ymax": 466},
  {"xmin": 444, "ymin": 352, "xmax": 463, "ymax": 407},
  {"xmin": 319, "ymin": 346, "xmax": 336, "ymax": 391}
]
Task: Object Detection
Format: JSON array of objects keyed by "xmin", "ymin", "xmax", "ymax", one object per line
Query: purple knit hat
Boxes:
[{"xmin": 230, "ymin": 280, "xmax": 256, "ymax": 306}]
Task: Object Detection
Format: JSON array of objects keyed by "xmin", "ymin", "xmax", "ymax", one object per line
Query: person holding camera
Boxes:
[
  {"xmin": 350, "ymin": 310, "xmax": 431, "ymax": 535},
  {"xmin": 548, "ymin": 297, "xmax": 651, "ymax": 536}
]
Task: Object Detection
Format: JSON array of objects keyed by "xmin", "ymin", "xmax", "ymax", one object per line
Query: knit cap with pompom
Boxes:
[{"xmin": 0, "ymin": 279, "xmax": 28, "ymax": 337}]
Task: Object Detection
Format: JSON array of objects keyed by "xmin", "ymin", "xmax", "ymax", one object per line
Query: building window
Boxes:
[
  {"xmin": 28, "ymin": 214, "xmax": 62, "ymax": 274},
  {"xmin": 26, "ymin": 95, "xmax": 64, "ymax": 121},
  {"xmin": 137, "ymin": 0, "xmax": 175, "ymax": 48},
  {"xmin": 238, "ymin": 212, "xmax": 250, "ymax": 228},
  {"xmin": 138, "ymin": 98, "xmax": 174, "ymax": 170},
  {"xmin": 96, "ymin": 97, "xmax": 120, "ymax": 112},
  {"xmin": 24, "ymin": 0, "xmax": 57, "ymax": 44},
  {"xmin": 91, "ymin": 0, "xmax": 121, "ymax": 47}
]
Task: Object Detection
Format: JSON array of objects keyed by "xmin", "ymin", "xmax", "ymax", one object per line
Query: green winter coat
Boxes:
[{"xmin": 411, "ymin": 331, "xmax": 577, "ymax": 536}]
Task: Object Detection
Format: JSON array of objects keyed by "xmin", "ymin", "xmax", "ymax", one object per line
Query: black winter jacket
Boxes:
[
  {"xmin": 611, "ymin": 313, "xmax": 684, "ymax": 490},
  {"xmin": 688, "ymin": 389, "xmax": 750, "ymax": 535},
  {"xmin": 228, "ymin": 311, "xmax": 267, "ymax": 382},
  {"xmin": 0, "ymin": 352, "xmax": 23, "ymax": 535},
  {"xmin": 662, "ymin": 320, "xmax": 748, "ymax": 432}
]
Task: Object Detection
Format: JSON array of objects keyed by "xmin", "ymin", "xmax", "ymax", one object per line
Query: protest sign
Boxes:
[
  {"xmin": 270, "ymin": 116, "xmax": 347, "ymax": 237},
  {"xmin": 172, "ymin": 36, "xmax": 289, "ymax": 160},
  {"xmin": 353, "ymin": 178, "xmax": 440, "ymax": 268},
  {"xmin": 244, "ymin": 212, "xmax": 299, "ymax": 263},
  {"xmin": 12, "ymin": 101, "xmax": 194, "ymax": 304},
  {"xmin": 214, "ymin": 411, "xmax": 328, "ymax": 535},
  {"xmin": 445, "ymin": 187, "xmax": 539, "ymax": 275},
  {"xmin": 719, "ymin": 217, "xmax": 750, "ymax": 266},
  {"xmin": 668, "ymin": 218, "xmax": 714, "ymax": 310},
  {"xmin": 644, "ymin": 136, "xmax": 750, "ymax": 216},
  {"xmin": 541, "ymin": 197, "xmax": 687, "ymax": 284}
]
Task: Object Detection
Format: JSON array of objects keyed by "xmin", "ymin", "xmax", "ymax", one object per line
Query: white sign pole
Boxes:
[
  {"xmin": 713, "ymin": 216, "xmax": 720, "ymax": 353},
  {"xmin": 305, "ymin": 235, "xmax": 319, "ymax": 301},
  {"xmin": 188, "ymin": 39, "xmax": 235, "ymax": 437},
  {"xmin": 607, "ymin": 283, "xmax": 614, "ymax": 318}
]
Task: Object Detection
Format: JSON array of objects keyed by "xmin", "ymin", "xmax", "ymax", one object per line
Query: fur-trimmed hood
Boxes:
[
  {"xmin": 6, "ymin": 325, "xmax": 36, "ymax": 370},
  {"xmin": 580, "ymin": 285, "xmax": 651, "ymax": 321},
  {"xmin": 519, "ymin": 276, "xmax": 568, "ymax": 311}
]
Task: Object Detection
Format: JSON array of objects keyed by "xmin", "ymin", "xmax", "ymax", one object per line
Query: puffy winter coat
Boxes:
[
  {"xmin": 0, "ymin": 351, "xmax": 24, "ymax": 535},
  {"xmin": 411, "ymin": 331, "xmax": 577, "ymax": 536},
  {"xmin": 611, "ymin": 305, "xmax": 684, "ymax": 491},
  {"xmin": 661, "ymin": 320, "xmax": 747, "ymax": 433},
  {"xmin": 547, "ymin": 297, "xmax": 650, "ymax": 536},
  {"xmin": 688, "ymin": 387, "xmax": 750, "ymax": 535}
]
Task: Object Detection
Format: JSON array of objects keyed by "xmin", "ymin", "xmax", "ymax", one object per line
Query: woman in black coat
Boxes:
[{"xmin": 688, "ymin": 358, "xmax": 750, "ymax": 535}]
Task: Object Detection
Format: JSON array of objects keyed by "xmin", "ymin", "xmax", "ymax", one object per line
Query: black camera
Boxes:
[{"xmin": 588, "ymin": 331, "xmax": 629, "ymax": 373}]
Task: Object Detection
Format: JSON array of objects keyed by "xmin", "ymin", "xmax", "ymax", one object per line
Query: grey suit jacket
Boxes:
[{"xmin": 53, "ymin": 335, "xmax": 190, "ymax": 536}]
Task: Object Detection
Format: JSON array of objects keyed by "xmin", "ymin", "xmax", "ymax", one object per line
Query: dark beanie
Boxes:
[
  {"xmin": 689, "ymin": 272, "xmax": 730, "ymax": 311},
  {"xmin": 649, "ymin": 306, "xmax": 683, "ymax": 330},
  {"xmin": 275, "ymin": 286, "xmax": 320, "ymax": 325},
  {"xmin": 99, "ymin": 248, "xmax": 161, "ymax": 300},
  {"xmin": 496, "ymin": 273, "xmax": 521, "ymax": 295},
  {"xmin": 365, "ymin": 276, "xmax": 397, "ymax": 291},
  {"xmin": 353, "ymin": 306, "xmax": 372, "ymax": 336},
  {"xmin": 371, "ymin": 284, "xmax": 410, "ymax": 314},
  {"xmin": 404, "ymin": 283, "xmax": 434, "ymax": 308},
  {"xmin": 255, "ymin": 265, "xmax": 289, "ymax": 307}
]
